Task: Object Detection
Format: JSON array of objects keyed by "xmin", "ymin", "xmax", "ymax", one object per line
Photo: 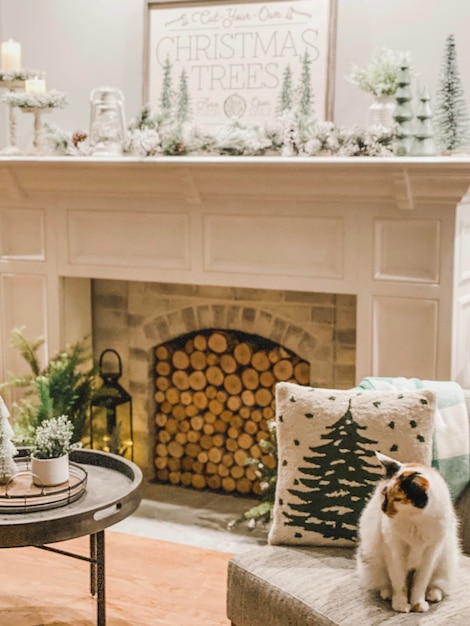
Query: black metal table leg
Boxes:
[
  {"xmin": 96, "ymin": 530, "xmax": 106, "ymax": 626},
  {"xmin": 90, "ymin": 533, "xmax": 97, "ymax": 597}
]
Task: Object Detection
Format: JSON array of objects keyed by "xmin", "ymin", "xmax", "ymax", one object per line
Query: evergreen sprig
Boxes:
[
  {"xmin": 229, "ymin": 419, "xmax": 278, "ymax": 528},
  {"xmin": 1, "ymin": 328, "xmax": 95, "ymax": 445}
]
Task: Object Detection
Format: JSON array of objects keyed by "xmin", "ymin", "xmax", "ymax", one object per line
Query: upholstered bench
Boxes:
[
  {"xmin": 227, "ymin": 388, "xmax": 470, "ymax": 626},
  {"xmin": 227, "ymin": 541, "xmax": 470, "ymax": 625}
]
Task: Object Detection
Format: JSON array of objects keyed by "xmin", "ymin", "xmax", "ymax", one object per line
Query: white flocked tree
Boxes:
[
  {"xmin": 434, "ymin": 34, "xmax": 470, "ymax": 153},
  {"xmin": 0, "ymin": 395, "xmax": 18, "ymax": 483}
]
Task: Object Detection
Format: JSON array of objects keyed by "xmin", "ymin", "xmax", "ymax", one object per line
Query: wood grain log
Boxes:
[
  {"xmin": 190, "ymin": 350, "xmax": 207, "ymax": 370},
  {"xmin": 172, "ymin": 370, "xmax": 190, "ymax": 390},
  {"xmin": 173, "ymin": 350, "xmax": 190, "ymax": 370},
  {"xmin": 193, "ymin": 334, "xmax": 207, "ymax": 351},
  {"xmin": 155, "ymin": 345, "xmax": 169, "ymax": 360},
  {"xmin": 233, "ymin": 342, "xmax": 251, "ymax": 365},
  {"xmin": 208, "ymin": 332, "xmax": 227, "ymax": 353}
]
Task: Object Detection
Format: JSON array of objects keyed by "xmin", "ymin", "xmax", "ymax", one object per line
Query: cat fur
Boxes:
[{"xmin": 356, "ymin": 451, "xmax": 460, "ymax": 613}]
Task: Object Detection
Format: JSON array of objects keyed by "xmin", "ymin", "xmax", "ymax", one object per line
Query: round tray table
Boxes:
[{"xmin": 0, "ymin": 448, "xmax": 142, "ymax": 625}]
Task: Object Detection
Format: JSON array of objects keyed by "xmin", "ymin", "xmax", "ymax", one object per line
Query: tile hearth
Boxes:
[{"xmin": 111, "ymin": 480, "xmax": 268, "ymax": 554}]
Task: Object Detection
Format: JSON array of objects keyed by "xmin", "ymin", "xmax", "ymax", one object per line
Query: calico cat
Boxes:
[{"xmin": 356, "ymin": 451, "xmax": 460, "ymax": 613}]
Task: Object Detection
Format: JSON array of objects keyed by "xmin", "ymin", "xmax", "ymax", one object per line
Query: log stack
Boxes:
[{"xmin": 154, "ymin": 329, "xmax": 309, "ymax": 495}]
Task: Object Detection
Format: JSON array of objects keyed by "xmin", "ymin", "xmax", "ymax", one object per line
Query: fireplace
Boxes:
[
  {"xmin": 92, "ymin": 279, "xmax": 356, "ymax": 483},
  {"xmin": 1, "ymin": 158, "xmax": 470, "ymax": 483}
]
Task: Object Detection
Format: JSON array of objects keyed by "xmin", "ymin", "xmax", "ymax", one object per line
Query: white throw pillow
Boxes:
[{"xmin": 268, "ymin": 383, "xmax": 436, "ymax": 547}]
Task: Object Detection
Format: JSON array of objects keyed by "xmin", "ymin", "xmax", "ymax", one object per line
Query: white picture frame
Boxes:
[{"xmin": 143, "ymin": 0, "xmax": 337, "ymax": 126}]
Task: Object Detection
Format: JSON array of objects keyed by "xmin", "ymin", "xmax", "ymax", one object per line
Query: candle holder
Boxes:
[
  {"xmin": 20, "ymin": 106, "xmax": 52, "ymax": 155},
  {"xmin": 0, "ymin": 79, "xmax": 24, "ymax": 155},
  {"xmin": 1, "ymin": 89, "xmax": 68, "ymax": 155}
]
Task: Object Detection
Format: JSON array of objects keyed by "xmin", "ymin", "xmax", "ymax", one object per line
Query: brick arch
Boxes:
[{"xmin": 144, "ymin": 303, "xmax": 317, "ymax": 367}]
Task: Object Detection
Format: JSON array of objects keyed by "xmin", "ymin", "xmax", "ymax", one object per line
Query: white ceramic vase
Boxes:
[
  {"xmin": 31, "ymin": 453, "xmax": 70, "ymax": 487},
  {"xmin": 368, "ymin": 96, "xmax": 396, "ymax": 129}
]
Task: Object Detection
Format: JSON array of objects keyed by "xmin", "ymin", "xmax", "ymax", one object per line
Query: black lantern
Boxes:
[{"xmin": 90, "ymin": 349, "xmax": 133, "ymax": 460}]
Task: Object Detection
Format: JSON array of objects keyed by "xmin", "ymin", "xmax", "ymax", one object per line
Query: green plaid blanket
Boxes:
[{"xmin": 358, "ymin": 377, "xmax": 470, "ymax": 501}]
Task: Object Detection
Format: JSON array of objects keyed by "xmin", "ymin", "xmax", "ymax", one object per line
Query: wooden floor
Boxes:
[{"xmin": 0, "ymin": 531, "xmax": 232, "ymax": 625}]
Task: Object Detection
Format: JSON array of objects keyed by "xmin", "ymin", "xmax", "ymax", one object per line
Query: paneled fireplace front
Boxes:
[{"xmin": 1, "ymin": 158, "xmax": 470, "ymax": 480}]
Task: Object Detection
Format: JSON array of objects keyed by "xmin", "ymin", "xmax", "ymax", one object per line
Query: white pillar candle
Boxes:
[
  {"xmin": 1, "ymin": 39, "xmax": 22, "ymax": 71},
  {"xmin": 25, "ymin": 77, "xmax": 47, "ymax": 95}
]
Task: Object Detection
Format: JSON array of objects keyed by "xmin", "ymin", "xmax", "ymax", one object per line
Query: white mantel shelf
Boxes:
[
  {"xmin": 1, "ymin": 156, "xmax": 470, "ymax": 400},
  {"xmin": 1, "ymin": 156, "xmax": 470, "ymax": 211}
]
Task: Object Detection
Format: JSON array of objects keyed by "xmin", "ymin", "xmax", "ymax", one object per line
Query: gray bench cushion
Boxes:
[{"xmin": 227, "ymin": 545, "xmax": 470, "ymax": 626}]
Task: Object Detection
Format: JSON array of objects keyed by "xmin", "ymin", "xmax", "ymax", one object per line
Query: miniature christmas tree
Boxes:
[
  {"xmin": 298, "ymin": 51, "xmax": 314, "ymax": 118},
  {"xmin": 434, "ymin": 34, "xmax": 470, "ymax": 153},
  {"xmin": 278, "ymin": 65, "xmax": 293, "ymax": 114},
  {"xmin": 411, "ymin": 86, "xmax": 436, "ymax": 156},
  {"xmin": 176, "ymin": 68, "xmax": 191, "ymax": 124},
  {"xmin": 0, "ymin": 395, "xmax": 18, "ymax": 483},
  {"xmin": 393, "ymin": 60, "xmax": 414, "ymax": 155},
  {"xmin": 159, "ymin": 55, "xmax": 174, "ymax": 118}
]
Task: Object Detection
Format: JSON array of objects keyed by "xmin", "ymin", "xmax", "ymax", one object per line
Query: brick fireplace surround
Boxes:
[
  {"xmin": 1, "ymin": 157, "xmax": 470, "ymax": 480},
  {"xmin": 91, "ymin": 280, "xmax": 356, "ymax": 488}
]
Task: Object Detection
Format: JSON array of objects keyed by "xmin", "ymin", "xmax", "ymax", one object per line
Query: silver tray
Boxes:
[{"xmin": 0, "ymin": 458, "xmax": 87, "ymax": 513}]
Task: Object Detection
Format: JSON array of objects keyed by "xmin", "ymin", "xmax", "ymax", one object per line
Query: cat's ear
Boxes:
[{"xmin": 375, "ymin": 451, "xmax": 402, "ymax": 478}]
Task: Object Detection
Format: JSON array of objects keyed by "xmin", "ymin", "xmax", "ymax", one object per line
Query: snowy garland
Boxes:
[
  {"xmin": 1, "ymin": 89, "xmax": 68, "ymax": 109},
  {"xmin": 0, "ymin": 68, "xmax": 42, "ymax": 83},
  {"xmin": 43, "ymin": 124, "xmax": 90, "ymax": 156},
  {"xmin": 44, "ymin": 112, "xmax": 396, "ymax": 159},
  {"xmin": 120, "ymin": 107, "xmax": 396, "ymax": 158}
]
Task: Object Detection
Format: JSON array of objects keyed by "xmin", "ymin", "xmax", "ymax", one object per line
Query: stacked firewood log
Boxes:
[{"xmin": 154, "ymin": 329, "xmax": 309, "ymax": 495}]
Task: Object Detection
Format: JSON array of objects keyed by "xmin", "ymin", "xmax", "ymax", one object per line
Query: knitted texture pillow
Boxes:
[{"xmin": 268, "ymin": 383, "xmax": 436, "ymax": 547}]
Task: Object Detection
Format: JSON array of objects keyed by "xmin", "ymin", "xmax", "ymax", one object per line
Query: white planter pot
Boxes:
[
  {"xmin": 31, "ymin": 453, "xmax": 70, "ymax": 487},
  {"xmin": 368, "ymin": 96, "xmax": 396, "ymax": 129}
]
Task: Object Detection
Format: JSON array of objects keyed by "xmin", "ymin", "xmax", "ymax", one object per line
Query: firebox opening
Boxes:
[{"xmin": 153, "ymin": 328, "xmax": 309, "ymax": 496}]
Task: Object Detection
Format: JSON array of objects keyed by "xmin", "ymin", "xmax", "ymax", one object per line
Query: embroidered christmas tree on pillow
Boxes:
[{"xmin": 268, "ymin": 383, "xmax": 436, "ymax": 547}]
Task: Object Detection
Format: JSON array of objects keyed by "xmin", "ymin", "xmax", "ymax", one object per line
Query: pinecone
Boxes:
[{"xmin": 72, "ymin": 131, "xmax": 87, "ymax": 147}]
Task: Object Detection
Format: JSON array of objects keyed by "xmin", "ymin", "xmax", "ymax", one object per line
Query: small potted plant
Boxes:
[
  {"xmin": 31, "ymin": 415, "xmax": 80, "ymax": 486},
  {"xmin": 346, "ymin": 48, "xmax": 411, "ymax": 128}
]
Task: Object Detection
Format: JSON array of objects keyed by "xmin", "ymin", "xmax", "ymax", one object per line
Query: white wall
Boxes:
[
  {"xmin": 0, "ymin": 0, "xmax": 469, "ymax": 147},
  {"xmin": 335, "ymin": 0, "xmax": 470, "ymax": 127},
  {"xmin": 0, "ymin": 0, "xmax": 143, "ymax": 147}
]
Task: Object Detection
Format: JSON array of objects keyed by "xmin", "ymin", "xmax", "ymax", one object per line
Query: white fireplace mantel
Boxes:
[{"xmin": 1, "ymin": 155, "xmax": 470, "ymax": 393}]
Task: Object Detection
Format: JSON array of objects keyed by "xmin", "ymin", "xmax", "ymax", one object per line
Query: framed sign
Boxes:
[{"xmin": 143, "ymin": 0, "xmax": 337, "ymax": 126}]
